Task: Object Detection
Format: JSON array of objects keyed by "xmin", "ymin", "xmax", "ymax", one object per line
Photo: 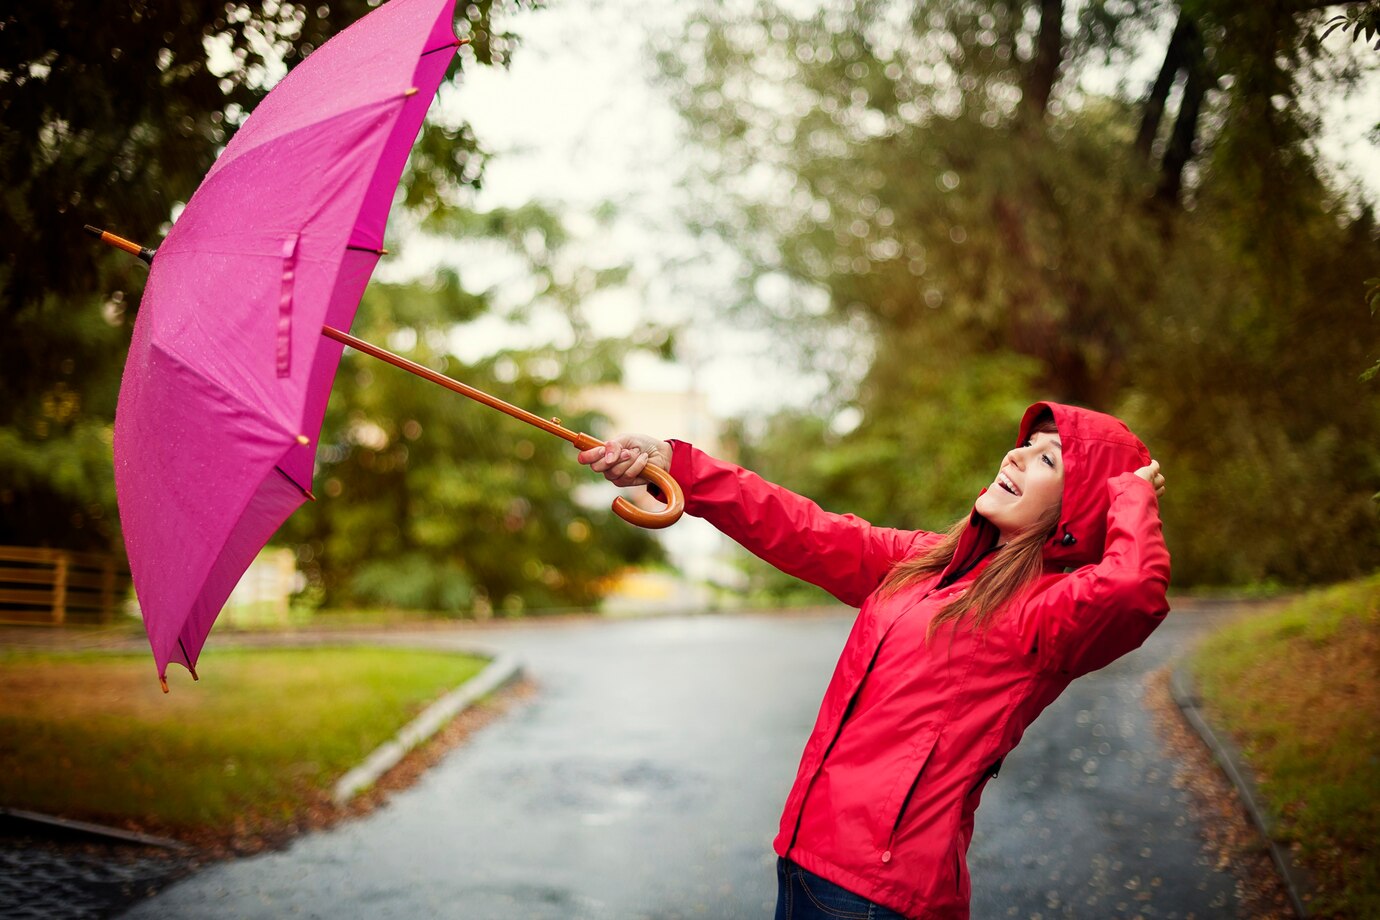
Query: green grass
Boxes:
[
  {"xmin": 1192, "ymin": 574, "xmax": 1380, "ymax": 918},
  {"xmin": 0, "ymin": 646, "xmax": 487, "ymax": 832}
]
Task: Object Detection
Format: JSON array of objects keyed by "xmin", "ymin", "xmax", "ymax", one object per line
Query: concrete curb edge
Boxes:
[
  {"xmin": 332, "ymin": 653, "xmax": 523, "ymax": 806},
  {"xmin": 1168, "ymin": 661, "xmax": 1315, "ymax": 918},
  {"xmin": 0, "ymin": 806, "xmax": 190, "ymax": 850}
]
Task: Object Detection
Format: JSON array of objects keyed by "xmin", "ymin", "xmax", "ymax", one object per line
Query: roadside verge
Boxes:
[
  {"xmin": 1170, "ymin": 662, "xmax": 1316, "ymax": 918},
  {"xmin": 332, "ymin": 653, "xmax": 523, "ymax": 805}
]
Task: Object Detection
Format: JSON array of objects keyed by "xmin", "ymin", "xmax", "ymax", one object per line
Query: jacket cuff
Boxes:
[
  {"xmin": 646, "ymin": 438, "xmax": 693, "ymax": 504},
  {"xmin": 1108, "ymin": 470, "xmax": 1155, "ymax": 503}
]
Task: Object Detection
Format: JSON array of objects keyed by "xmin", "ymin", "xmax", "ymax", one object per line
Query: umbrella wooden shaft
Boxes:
[
  {"xmin": 320, "ymin": 325, "xmax": 685, "ymax": 529},
  {"xmin": 322, "ymin": 325, "xmax": 584, "ymax": 445}
]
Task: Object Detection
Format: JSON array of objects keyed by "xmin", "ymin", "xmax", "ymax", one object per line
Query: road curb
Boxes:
[
  {"xmin": 1168, "ymin": 661, "xmax": 1316, "ymax": 918},
  {"xmin": 0, "ymin": 806, "xmax": 190, "ymax": 850},
  {"xmin": 332, "ymin": 653, "xmax": 523, "ymax": 806}
]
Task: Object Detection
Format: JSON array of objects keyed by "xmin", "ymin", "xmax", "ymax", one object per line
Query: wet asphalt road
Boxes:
[{"xmin": 120, "ymin": 606, "xmax": 1239, "ymax": 919}]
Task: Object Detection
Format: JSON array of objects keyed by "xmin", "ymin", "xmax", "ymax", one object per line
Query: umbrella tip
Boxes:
[
  {"xmin": 159, "ymin": 674, "xmax": 169, "ymax": 694},
  {"xmin": 296, "ymin": 434, "xmax": 310, "ymax": 446},
  {"xmin": 405, "ymin": 86, "xmax": 419, "ymax": 97},
  {"xmin": 83, "ymin": 224, "xmax": 103, "ymax": 238},
  {"xmin": 189, "ymin": 665, "xmax": 199, "ymax": 681}
]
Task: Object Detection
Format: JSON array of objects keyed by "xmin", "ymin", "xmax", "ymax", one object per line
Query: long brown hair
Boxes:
[{"xmin": 878, "ymin": 413, "xmax": 1061, "ymax": 638}]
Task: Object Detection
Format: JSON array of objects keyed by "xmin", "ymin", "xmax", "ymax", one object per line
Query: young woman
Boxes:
[{"xmin": 577, "ymin": 401, "xmax": 1169, "ymax": 920}]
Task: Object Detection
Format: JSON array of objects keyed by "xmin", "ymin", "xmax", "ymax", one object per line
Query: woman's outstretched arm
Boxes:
[{"xmin": 578, "ymin": 435, "xmax": 936, "ymax": 608}]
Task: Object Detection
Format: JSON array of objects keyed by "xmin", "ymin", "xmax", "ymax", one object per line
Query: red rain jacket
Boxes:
[{"xmin": 666, "ymin": 402, "xmax": 1170, "ymax": 919}]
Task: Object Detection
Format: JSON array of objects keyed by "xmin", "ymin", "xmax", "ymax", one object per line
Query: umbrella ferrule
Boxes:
[{"xmin": 84, "ymin": 225, "xmax": 156, "ymax": 264}]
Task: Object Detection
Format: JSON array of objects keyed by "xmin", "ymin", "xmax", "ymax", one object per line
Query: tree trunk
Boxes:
[
  {"xmin": 1022, "ymin": 0, "xmax": 1065, "ymax": 119},
  {"xmin": 1136, "ymin": 14, "xmax": 1194, "ymax": 162},
  {"xmin": 1157, "ymin": 22, "xmax": 1208, "ymax": 205}
]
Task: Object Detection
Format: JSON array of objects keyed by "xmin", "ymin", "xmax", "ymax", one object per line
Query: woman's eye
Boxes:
[{"xmin": 1042, "ymin": 455, "xmax": 1054, "ymax": 468}]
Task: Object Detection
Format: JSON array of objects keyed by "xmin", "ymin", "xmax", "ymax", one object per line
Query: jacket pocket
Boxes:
[
  {"xmin": 878, "ymin": 730, "xmax": 941, "ymax": 851},
  {"xmin": 953, "ymin": 841, "xmax": 970, "ymax": 900}
]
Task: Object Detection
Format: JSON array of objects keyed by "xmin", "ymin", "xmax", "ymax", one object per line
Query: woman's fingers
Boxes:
[
  {"xmin": 607, "ymin": 449, "xmax": 633, "ymax": 480},
  {"xmin": 586, "ymin": 441, "xmax": 624, "ymax": 474},
  {"xmin": 582, "ymin": 443, "xmax": 648, "ymax": 486},
  {"xmin": 576, "ymin": 444, "xmax": 605, "ymax": 467},
  {"xmin": 574, "ymin": 434, "xmax": 668, "ymax": 487},
  {"xmin": 626, "ymin": 449, "xmax": 652, "ymax": 483},
  {"xmin": 609, "ymin": 448, "xmax": 648, "ymax": 485},
  {"xmin": 1134, "ymin": 459, "xmax": 1167, "ymax": 498},
  {"xmin": 597, "ymin": 441, "xmax": 621, "ymax": 473}
]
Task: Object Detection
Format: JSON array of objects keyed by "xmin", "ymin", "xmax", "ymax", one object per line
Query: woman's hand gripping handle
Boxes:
[{"xmin": 574, "ymin": 434, "xmax": 684, "ymax": 529}]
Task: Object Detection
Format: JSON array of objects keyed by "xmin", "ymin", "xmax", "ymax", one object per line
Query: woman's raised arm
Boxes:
[
  {"xmin": 1016, "ymin": 470, "xmax": 1171, "ymax": 677},
  {"xmin": 578, "ymin": 436, "xmax": 935, "ymax": 607}
]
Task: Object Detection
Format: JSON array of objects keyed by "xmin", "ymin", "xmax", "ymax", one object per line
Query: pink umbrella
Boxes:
[{"xmin": 92, "ymin": 0, "xmax": 683, "ymax": 691}]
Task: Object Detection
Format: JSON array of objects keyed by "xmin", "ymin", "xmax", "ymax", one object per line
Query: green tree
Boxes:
[
  {"xmin": 662, "ymin": 0, "xmax": 1380, "ymax": 587},
  {"xmin": 0, "ymin": 0, "xmax": 528, "ymax": 551},
  {"xmin": 281, "ymin": 202, "xmax": 668, "ymax": 613}
]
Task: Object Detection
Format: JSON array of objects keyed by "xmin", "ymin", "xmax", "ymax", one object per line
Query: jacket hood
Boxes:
[{"xmin": 940, "ymin": 401, "xmax": 1151, "ymax": 581}]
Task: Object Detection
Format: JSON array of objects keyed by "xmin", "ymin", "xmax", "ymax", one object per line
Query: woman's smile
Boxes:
[{"xmin": 975, "ymin": 428, "xmax": 1065, "ymax": 543}]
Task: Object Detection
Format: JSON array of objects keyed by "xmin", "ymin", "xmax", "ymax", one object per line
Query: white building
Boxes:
[{"xmin": 576, "ymin": 385, "xmax": 744, "ymax": 613}]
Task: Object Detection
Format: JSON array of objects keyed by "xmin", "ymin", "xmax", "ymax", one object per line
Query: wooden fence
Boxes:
[{"xmin": 0, "ymin": 546, "xmax": 129, "ymax": 626}]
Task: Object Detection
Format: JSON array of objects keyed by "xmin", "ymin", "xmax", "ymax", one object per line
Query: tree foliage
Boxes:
[
  {"xmin": 2, "ymin": 0, "xmax": 666, "ymax": 612},
  {"xmin": 280, "ymin": 269, "xmax": 664, "ymax": 614},
  {"xmin": 278, "ymin": 200, "xmax": 667, "ymax": 613},
  {"xmin": 1322, "ymin": 2, "xmax": 1380, "ymax": 50},
  {"xmin": 1, "ymin": 0, "xmax": 529, "ymax": 550},
  {"xmin": 663, "ymin": 0, "xmax": 1380, "ymax": 586}
]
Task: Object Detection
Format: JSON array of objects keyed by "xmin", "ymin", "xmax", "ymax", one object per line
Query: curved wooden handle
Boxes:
[{"xmin": 611, "ymin": 460, "xmax": 685, "ymax": 530}]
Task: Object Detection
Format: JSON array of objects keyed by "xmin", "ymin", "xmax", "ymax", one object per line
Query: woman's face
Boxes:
[{"xmin": 974, "ymin": 428, "xmax": 1064, "ymax": 544}]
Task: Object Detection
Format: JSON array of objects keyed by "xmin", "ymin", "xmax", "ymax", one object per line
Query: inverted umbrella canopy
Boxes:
[{"xmin": 114, "ymin": 0, "xmax": 465, "ymax": 689}]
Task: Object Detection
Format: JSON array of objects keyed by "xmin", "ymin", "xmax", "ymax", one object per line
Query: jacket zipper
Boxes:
[{"xmin": 967, "ymin": 757, "xmax": 1003, "ymax": 797}]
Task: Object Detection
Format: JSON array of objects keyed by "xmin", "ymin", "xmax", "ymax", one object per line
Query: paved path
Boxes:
[
  {"xmin": 118, "ymin": 605, "xmax": 1241, "ymax": 919},
  {"xmin": 0, "ymin": 831, "xmax": 188, "ymax": 920}
]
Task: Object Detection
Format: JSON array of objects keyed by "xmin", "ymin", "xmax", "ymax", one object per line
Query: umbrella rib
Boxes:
[
  {"xmin": 274, "ymin": 465, "xmax": 317, "ymax": 502},
  {"xmin": 144, "ymin": 336, "xmax": 305, "ymax": 447},
  {"xmin": 421, "ymin": 38, "xmax": 468, "ymax": 57},
  {"xmin": 177, "ymin": 638, "xmax": 200, "ymax": 681},
  {"xmin": 201, "ymin": 97, "xmax": 405, "ymax": 189}
]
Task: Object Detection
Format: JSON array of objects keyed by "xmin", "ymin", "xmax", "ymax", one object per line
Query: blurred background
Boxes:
[{"xmin": 3, "ymin": 0, "xmax": 1379, "ymax": 625}]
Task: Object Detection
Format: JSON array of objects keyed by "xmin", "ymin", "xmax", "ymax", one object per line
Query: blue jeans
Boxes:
[{"xmin": 774, "ymin": 858, "xmax": 909, "ymax": 920}]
